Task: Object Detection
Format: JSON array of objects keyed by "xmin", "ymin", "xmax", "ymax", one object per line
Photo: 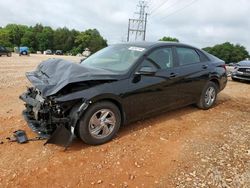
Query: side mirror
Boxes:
[{"xmin": 136, "ymin": 66, "xmax": 157, "ymax": 76}]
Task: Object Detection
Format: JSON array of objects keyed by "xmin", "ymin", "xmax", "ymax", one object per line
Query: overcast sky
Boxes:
[{"xmin": 0, "ymin": 0, "xmax": 249, "ymax": 51}]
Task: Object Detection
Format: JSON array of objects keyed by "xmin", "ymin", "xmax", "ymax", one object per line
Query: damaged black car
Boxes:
[{"xmin": 20, "ymin": 42, "xmax": 227, "ymax": 146}]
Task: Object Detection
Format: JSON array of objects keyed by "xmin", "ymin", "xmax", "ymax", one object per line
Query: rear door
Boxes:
[{"xmin": 173, "ymin": 46, "xmax": 210, "ymax": 104}]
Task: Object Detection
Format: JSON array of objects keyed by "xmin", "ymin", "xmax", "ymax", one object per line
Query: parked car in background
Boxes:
[
  {"xmin": 231, "ymin": 60, "xmax": 250, "ymax": 81},
  {"xmin": 19, "ymin": 46, "xmax": 29, "ymax": 56},
  {"xmin": 228, "ymin": 62, "xmax": 236, "ymax": 66},
  {"xmin": 20, "ymin": 42, "xmax": 227, "ymax": 146},
  {"xmin": 44, "ymin": 49, "xmax": 53, "ymax": 55},
  {"xmin": 55, "ymin": 50, "xmax": 63, "ymax": 55},
  {"xmin": 0, "ymin": 46, "xmax": 11, "ymax": 57},
  {"xmin": 226, "ymin": 63, "xmax": 236, "ymax": 76}
]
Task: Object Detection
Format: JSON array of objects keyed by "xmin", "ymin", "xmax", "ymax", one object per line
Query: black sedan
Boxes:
[
  {"xmin": 20, "ymin": 42, "xmax": 227, "ymax": 147},
  {"xmin": 0, "ymin": 46, "xmax": 11, "ymax": 57},
  {"xmin": 231, "ymin": 60, "xmax": 250, "ymax": 81}
]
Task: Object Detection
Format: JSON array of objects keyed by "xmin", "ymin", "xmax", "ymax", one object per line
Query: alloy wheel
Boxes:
[
  {"xmin": 205, "ymin": 86, "xmax": 216, "ymax": 106},
  {"xmin": 88, "ymin": 109, "xmax": 116, "ymax": 139}
]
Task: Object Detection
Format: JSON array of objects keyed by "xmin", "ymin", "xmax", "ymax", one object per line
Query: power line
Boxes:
[
  {"xmin": 150, "ymin": 0, "xmax": 169, "ymax": 15},
  {"xmin": 158, "ymin": 0, "xmax": 199, "ymax": 21},
  {"xmin": 150, "ymin": 0, "xmax": 181, "ymax": 18},
  {"xmin": 147, "ymin": 0, "xmax": 160, "ymax": 13}
]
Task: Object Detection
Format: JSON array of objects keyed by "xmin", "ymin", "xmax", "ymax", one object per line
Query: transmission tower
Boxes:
[{"xmin": 127, "ymin": 1, "xmax": 148, "ymax": 42}]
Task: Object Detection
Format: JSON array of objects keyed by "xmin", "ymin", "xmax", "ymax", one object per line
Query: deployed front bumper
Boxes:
[
  {"xmin": 19, "ymin": 88, "xmax": 90, "ymax": 148},
  {"xmin": 22, "ymin": 110, "xmax": 51, "ymax": 138},
  {"xmin": 19, "ymin": 89, "xmax": 70, "ymax": 139}
]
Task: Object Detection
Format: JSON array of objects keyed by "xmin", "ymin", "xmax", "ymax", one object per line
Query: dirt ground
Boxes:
[{"xmin": 0, "ymin": 54, "xmax": 249, "ymax": 188}]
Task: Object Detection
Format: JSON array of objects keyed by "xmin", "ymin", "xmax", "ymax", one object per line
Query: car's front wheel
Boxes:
[
  {"xmin": 77, "ymin": 101, "xmax": 121, "ymax": 145},
  {"xmin": 197, "ymin": 81, "xmax": 218, "ymax": 110}
]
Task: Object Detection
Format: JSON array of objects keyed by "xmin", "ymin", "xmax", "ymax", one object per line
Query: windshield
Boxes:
[{"xmin": 81, "ymin": 44, "xmax": 146, "ymax": 72}]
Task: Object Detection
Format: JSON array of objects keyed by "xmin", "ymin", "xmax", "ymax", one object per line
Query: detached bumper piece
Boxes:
[
  {"xmin": 44, "ymin": 126, "xmax": 74, "ymax": 149},
  {"xmin": 6, "ymin": 130, "xmax": 46, "ymax": 144},
  {"xmin": 13, "ymin": 130, "xmax": 29, "ymax": 144}
]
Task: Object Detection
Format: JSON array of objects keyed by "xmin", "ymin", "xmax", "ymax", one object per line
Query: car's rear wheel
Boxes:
[
  {"xmin": 197, "ymin": 81, "xmax": 218, "ymax": 110},
  {"xmin": 7, "ymin": 53, "xmax": 11, "ymax": 57},
  {"xmin": 77, "ymin": 101, "xmax": 121, "ymax": 145}
]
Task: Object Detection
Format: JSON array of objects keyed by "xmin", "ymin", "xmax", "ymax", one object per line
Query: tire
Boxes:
[
  {"xmin": 77, "ymin": 101, "xmax": 121, "ymax": 145},
  {"xmin": 7, "ymin": 53, "xmax": 11, "ymax": 57},
  {"xmin": 196, "ymin": 81, "xmax": 218, "ymax": 110}
]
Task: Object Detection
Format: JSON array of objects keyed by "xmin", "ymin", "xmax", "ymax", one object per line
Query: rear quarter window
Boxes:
[{"xmin": 176, "ymin": 47, "xmax": 201, "ymax": 66}]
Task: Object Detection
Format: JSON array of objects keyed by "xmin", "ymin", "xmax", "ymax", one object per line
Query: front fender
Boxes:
[{"xmin": 54, "ymin": 80, "xmax": 125, "ymax": 103}]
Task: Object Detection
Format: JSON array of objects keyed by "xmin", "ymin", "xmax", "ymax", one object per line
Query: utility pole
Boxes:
[
  {"xmin": 127, "ymin": 1, "xmax": 148, "ymax": 42},
  {"xmin": 143, "ymin": 13, "xmax": 148, "ymax": 41}
]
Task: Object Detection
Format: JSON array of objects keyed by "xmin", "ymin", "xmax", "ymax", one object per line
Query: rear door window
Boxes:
[{"xmin": 176, "ymin": 47, "xmax": 201, "ymax": 66}]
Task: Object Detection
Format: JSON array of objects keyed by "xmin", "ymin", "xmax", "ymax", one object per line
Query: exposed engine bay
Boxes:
[{"xmin": 20, "ymin": 87, "xmax": 90, "ymax": 148}]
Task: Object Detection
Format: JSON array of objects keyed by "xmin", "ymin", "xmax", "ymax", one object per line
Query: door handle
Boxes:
[
  {"xmin": 202, "ymin": 65, "xmax": 208, "ymax": 69},
  {"xmin": 169, "ymin": 72, "xmax": 178, "ymax": 79}
]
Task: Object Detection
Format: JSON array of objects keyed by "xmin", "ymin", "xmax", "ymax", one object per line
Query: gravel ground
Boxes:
[{"xmin": 0, "ymin": 54, "xmax": 249, "ymax": 188}]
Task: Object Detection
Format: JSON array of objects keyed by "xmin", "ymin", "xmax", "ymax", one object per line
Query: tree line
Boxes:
[
  {"xmin": 0, "ymin": 25, "xmax": 249, "ymax": 62},
  {"xmin": 202, "ymin": 42, "xmax": 249, "ymax": 63},
  {"xmin": 159, "ymin": 36, "xmax": 250, "ymax": 63},
  {"xmin": 0, "ymin": 24, "xmax": 107, "ymax": 55}
]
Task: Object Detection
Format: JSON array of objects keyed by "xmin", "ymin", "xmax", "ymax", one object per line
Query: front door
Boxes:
[{"xmin": 123, "ymin": 46, "xmax": 181, "ymax": 121}]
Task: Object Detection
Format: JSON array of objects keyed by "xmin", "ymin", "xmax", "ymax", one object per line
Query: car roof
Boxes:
[{"xmin": 115, "ymin": 41, "xmax": 197, "ymax": 49}]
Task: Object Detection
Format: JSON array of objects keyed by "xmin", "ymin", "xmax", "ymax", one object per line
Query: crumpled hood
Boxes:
[{"xmin": 26, "ymin": 58, "xmax": 118, "ymax": 97}]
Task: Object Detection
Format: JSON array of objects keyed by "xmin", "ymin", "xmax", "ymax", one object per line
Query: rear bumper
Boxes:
[
  {"xmin": 220, "ymin": 77, "xmax": 227, "ymax": 91},
  {"xmin": 216, "ymin": 73, "xmax": 227, "ymax": 92}
]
